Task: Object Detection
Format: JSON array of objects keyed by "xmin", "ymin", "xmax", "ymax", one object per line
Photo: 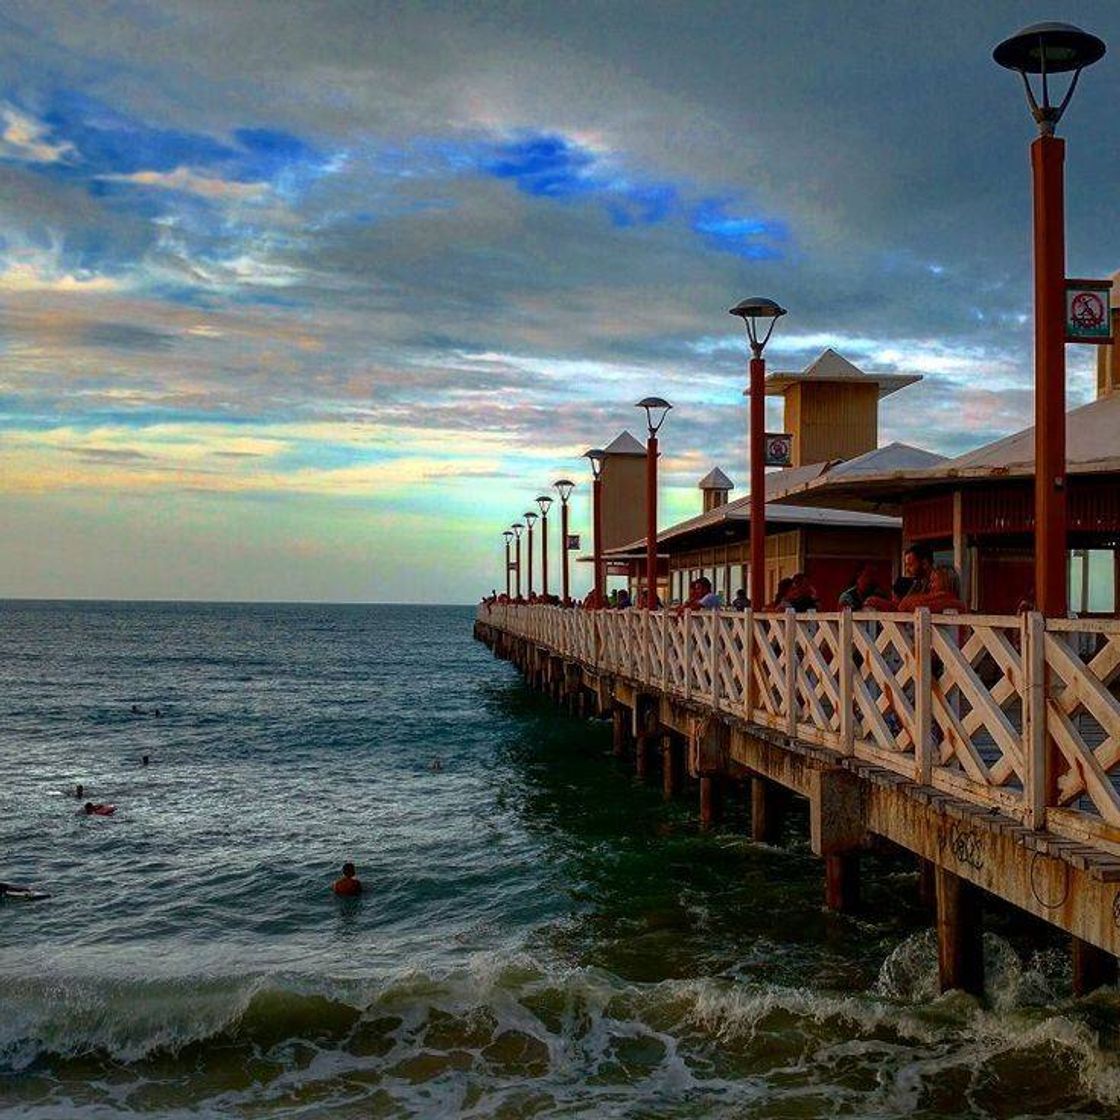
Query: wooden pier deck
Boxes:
[{"xmin": 475, "ymin": 603, "xmax": 1120, "ymax": 996}]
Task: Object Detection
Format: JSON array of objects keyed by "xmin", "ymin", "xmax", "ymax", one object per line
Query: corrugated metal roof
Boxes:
[{"xmin": 778, "ymin": 395, "xmax": 1120, "ymax": 510}]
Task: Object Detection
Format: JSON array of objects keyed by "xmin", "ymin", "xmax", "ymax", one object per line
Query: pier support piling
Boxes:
[
  {"xmin": 661, "ymin": 734, "xmax": 680, "ymax": 800},
  {"xmin": 1072, "ymin": 937, "xmax": 1118, "ymax": 997},
  {"xmin": 824, "ymin": 853, "xmax": 860, "ymax": 913},
  {"xmin": 750, "ymin": 777, "xmax": 789, "ymax": 844},
  {"xmin": 935, "ymin": 866, "xmax": 984, "ymax": 996},
  {"xmin": 699, "ymin": 775, "xmax": 723, "ymax": 829},
  {"xmin": 612, "ymin": 705, "xmax": 631, "ymax": 758}
]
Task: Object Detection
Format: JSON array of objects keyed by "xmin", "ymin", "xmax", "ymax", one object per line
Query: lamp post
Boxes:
[
  {"xmin": 554, "ymin": 479, "xmax": 575, "ymax": 603},
  {"xmin": 502, "ymin": 529, "xmax": 513, "ymax": 598},
  {"xmin": 994, "ymin": 22, "xmax": 1105, "ymax": 618},
  {"xmin": 636, "ymin": 397, "xmax": 672, "ymax": 608},
  {"xmin": 536, "ymin": 495, "xmax": 553, "ymax": 598},
  {"xmin": 510, "ymin": 522, "xmax": 524, "ymax": 598},
  {"xmin": 523, "ymin": 511, "xmax": 538, "ymax": 596},
  {"xmin": 585, "ymin": 449, "xmax": 606, "ymax": 605},
  {"xmin": 730, "ymin": 297, "xmax": 787, "ymax": 612}
]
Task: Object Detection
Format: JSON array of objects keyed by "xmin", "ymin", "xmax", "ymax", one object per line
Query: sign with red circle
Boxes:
[{"xmin": 1065, "ymin": 279, "xmax": 1113, "ymax": 343}]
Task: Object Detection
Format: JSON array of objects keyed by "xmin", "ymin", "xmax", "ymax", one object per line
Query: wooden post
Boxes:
[
  {"xmin": 661, "ymin": 734, "xmax": 678, "ymax": 800},
  {"xmin": 635, "ymin": 732, "xmax": 650, "ymax": 779},
  {"xmin": 1024, "ymin": 610, "xmax": 1047, "ymax": 830},
  {"xmin": 824, "ymin": 853, "xmax": 860, "ymax": 913},
  {"xmin": 611, "ymin": 705, "xmax": 628, "ymax": 758},
  {"xmin": 684, "ymin": 613, "xmax": 693, "ymax": 700},
  {"xmin": 700, "ymin": 775, "xmax": 722, "ymax": 829},
  {"xmin": 750, "ymin": 777, "xmax": 787, "ymax": 844},
  {"xmin": 935, "ymin": 866, "xmax": 984, "ymax": 996},
  {"xmin": 839, "ymin": 609, "xmax": 854, "ymax": 755},
  {"xmin": 744, "ymin": 608, "xmax": 755, "ymax": 717},
  {"xmin": 710, "ymin": 613, "xmax": 720, "ymax": 709},
  {"xmin": 660, "ymin": 610, "xmax": 669, "ymax": 693},
  {"xmin": 785, "ymin": 608, "xmax": 797, "ymax": 737},
  {"xmin": 915, "ymin": 607, "xmax": 932, "ymax": 785},
  {"xmin": 917, "ymin": 858, "xmax": 936, "ymax": 912},
  {"xmin": 1072, "ymin": 937, "xmax": 1118, "ymax": 997}
]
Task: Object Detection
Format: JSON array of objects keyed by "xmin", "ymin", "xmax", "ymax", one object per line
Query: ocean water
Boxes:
[{"xmin": 2, "ymin": 600, "xmax": 1120, "ymax": 1118}]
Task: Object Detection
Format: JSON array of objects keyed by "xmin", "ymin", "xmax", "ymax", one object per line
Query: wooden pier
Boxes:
[{"xmin": 475, "ymin": 603, "xmax": 1120, "ymax": 996}]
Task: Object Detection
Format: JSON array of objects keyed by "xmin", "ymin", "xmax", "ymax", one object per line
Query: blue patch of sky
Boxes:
[{"xmin": 456, "ymin": 131, "xmax": 787, "ymax": 257}]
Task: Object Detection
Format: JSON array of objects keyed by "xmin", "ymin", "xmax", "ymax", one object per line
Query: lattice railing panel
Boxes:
[
  {"xmin": 851, "ymin": 616, "xmax": 918, "ymax": 764},
  {"xmin": 750, "ymin": 613, "xmax": 788, "ymax": 727},
  {"xmin": 795, "ymin": 617, "xmax": 842, "ymax": 742}
]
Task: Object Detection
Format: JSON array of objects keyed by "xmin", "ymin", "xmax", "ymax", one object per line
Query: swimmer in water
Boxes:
[
  {"xmin": 81, "ymin": 802, "xmax": 116, "ymax": 816},
  {"xmin": 430, "ymin": 758, "xmax": 443, "ymax": 772},
  {"xmin": 141, "ymin": 755, "xmax": 149, "ymax": 766},
  {"xmin": 0, "ymin": 883, "xmax": 48, "ymax": 900},
  {"xmin": 72, "ymin": 783, "xmax": 84, "ymax": 799},
  {"xmin": 332, "ymin": 862, "xmax": 362, "ymax": 897}
]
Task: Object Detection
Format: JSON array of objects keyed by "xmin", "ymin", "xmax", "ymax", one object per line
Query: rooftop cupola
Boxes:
[
  {"xmin": 698, "ymin": 467, "xmax": 734, "ymax": 512},
  {"xmin": 761, "ymin": 349, "xmax": 921, "ymax": 467}
]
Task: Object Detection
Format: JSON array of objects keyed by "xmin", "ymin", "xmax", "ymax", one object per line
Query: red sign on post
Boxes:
[{"xmin": 1065, "ymin": 279, "xmax": 1113, "ymax": 344}]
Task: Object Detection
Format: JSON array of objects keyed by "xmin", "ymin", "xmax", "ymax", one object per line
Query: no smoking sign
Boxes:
[{"xmin": 1065, "ymin": 279, "xmax": 1113, "ymax": 344}]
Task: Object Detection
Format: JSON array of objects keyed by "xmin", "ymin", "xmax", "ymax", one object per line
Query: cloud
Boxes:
[
  {"xmin": 0, "ymin": 104, "xmax": 73, "ymax": 163},
  {"xmin": 98, "ymin": 166, "xmax": 271, "ymax": 201}
]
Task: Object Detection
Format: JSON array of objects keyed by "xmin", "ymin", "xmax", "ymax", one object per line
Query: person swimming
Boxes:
[
  {"xmin": 141, "ymin": 755, "xmax": 149, "ymax": 766},
  {"xmin": 332, "ymin": 862, "xmax": 362, "ymax": 897},
  {"xmin": 0, "ymin": 882, "xmax": 49, "ymax": 901},
  {"xmin": 81, "ymin": 802, "xmax": 115, "ymax": 816}
]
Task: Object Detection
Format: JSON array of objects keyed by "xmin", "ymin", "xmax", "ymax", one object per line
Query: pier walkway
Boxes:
[{"xmin": 475, "ymin": 603, "xmax": 1120, "ymax": 994}]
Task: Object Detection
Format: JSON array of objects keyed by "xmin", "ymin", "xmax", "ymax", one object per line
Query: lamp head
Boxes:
[
  {"xmin": 993, "ymin": 22, "xmax": 1105, "ymax": 134},
  {"xmin": 729, "ymin": 297, "xmax": 787, "ymax": 357},
  {"xmin": 535, "ymin": 494, "xmax": 553, "ymax": 515},
  {"xmin": 503, "ymin": 529, "xmax": 513, "ymax": 541},
  {"xmin": 584, "ymin": 448, "xmax": 606, "ymax": 480},
  {"xmin": 511, "ymin": 522, "xmax": 524, "ymax": 539},
  {"xmin": 523, "ymin": 511, "xmax": 538, "ymax": 527},
  {"xmin": 553, "ymin": 478, "xmax": 575, "ymax": 503},
  {"xmin": 635, "ymin": 396, "xmax": 672, "ymax": 437}
]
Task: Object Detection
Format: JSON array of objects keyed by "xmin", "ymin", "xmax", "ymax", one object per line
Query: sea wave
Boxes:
[{"xmin": 5, "ymin": 947, "xmax": 1120, "ymax": 1118}]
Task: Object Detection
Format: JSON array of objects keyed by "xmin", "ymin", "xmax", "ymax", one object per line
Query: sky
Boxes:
[{"xmin": 2, "ymin": 1, "xmax": 1119, "ymax": 603}]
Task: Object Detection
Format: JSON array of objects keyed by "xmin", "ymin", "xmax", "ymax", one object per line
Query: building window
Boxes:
[{"xmin": 1069, "ymin": 549, "xmax": 1117, "ymax": 615}]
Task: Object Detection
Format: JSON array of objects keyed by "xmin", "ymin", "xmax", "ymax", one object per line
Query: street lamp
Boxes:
[
  {"xmin": 585, "ymin": 448, "xmax": 606, "ymax": 606},
  {"xmin": 554, "ymin": 478, "xmax": 575, "ymax": 603},
  {"xmin": 502, "ymin": 529, "xmax": 514, "ymax": 598},
  {"xmin": 730, "ymin": 297, "xmax": 787, "ymax": 612},
  {"xmin": 523, "ymin": 511, "xmax": 538, "ymax": 597},
  {"xmin": 510, "ymin": 522, "xmax": 524, "ymax": 598},
  {"xmin": 993, "ymin": 23, "xmax": 1105, "ymax": 619},
  {"xmin": 536, "ymin": 494, "xmax": 554, "ymax": 598},
  {"xmin": 636, "ymin": 397, "xmax": 672, "ymax": 608}
]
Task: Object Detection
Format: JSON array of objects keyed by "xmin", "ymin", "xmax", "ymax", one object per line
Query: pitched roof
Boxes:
[
  {"xmin": 604, "ymin": 489, "xmax": 899, "ymax": 555},
  {"xmin": 603, "ymin": 430, "xmax": 647, "ymax": 456},
  {"xmin": 697, "ymin": 467, "xmax": 735, "ymax": 491},
  {"xmin": 764, "ymin": 347, "xmax": 921, "ymax": 399},
  {"xmin": 777, "ymin": 395, "xmax": 1120, "ymax": 511}
]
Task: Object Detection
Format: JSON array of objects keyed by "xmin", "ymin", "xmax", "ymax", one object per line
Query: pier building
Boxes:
[{"xmin": 604, "ymin": 350, "xmax": 941, "ymax": 607}]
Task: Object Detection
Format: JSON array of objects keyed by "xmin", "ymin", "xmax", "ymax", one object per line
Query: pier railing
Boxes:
[{"xmin": 477, "ymin": 603, "xmax": 1120, "ymax": 847}]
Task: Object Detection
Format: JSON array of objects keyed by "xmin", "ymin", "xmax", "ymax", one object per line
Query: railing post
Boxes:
[
  {"xmin": 683, "ymin": 613, "xmax": 692, "ymax": 700},
  {"xmin": 785, "ymin": 608, "xmax": 797, "ymax": 737},
  {"xmin": 1024, "ymin": 610, "xmax": 1047, "ymax": 830},
  {"xmin": 710, "ymin": 613, "xmax": 720, "ymax": 710},
  {"xmin": 744, "ymin": 609, "xmax": 755, "ymax": 717},
  {"xmin": 914, "ymin": 607, "xmax": 932, "ymax": 784},
  {"xmin": 839, "ymin": 608, "xmax": 854, "ymax": 755},
  {"xmin": 660, "ymin": 610, "xmax": 669, "ymax": 693}
]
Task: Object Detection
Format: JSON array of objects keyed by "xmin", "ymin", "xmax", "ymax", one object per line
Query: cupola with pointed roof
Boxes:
[
  {"xmin": 698, "ymin": 467, "xmax": 734, "ymax": 512},
  {"xmin": 758, "ymin": 348, "xmax": 922, "ymax": 467}
]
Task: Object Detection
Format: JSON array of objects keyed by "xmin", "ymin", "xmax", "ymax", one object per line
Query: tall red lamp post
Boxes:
[
  {"xmin": 635, "ymin": 397, "xmax": 672, "ymax": 608},
  {"xmin": 994, "ymin": 22, "xmax": 1105, "ymax": 618},
  {"xmin": 584, "ymin": 449, "xmax": 606, "ymax": 605},
  {"xmin": 502, "ymin": 529, "xmax": 513, "ymax": 598},
  {"xmin": 533, "ymin": 492, "xmax": 551, "ymax": 595},
  {"xmin": 729, "ymin": 297, "xmax": 787, "ymax": 612},
  {"xmin": 554, "ymin": 478, "xmax": 575, "ymax": 603},
  {"xmin": 522, "ymin": 511, "xmax": 538, "ymax": 597},
  {"xmin": 510, "ymin": 522, "xmax": 524, "ymax": 598}
]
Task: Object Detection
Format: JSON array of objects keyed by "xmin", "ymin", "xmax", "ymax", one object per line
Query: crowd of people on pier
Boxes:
[{"xmin": 481, "ymin": 543, "xmax": 972, "ymax": 615}]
